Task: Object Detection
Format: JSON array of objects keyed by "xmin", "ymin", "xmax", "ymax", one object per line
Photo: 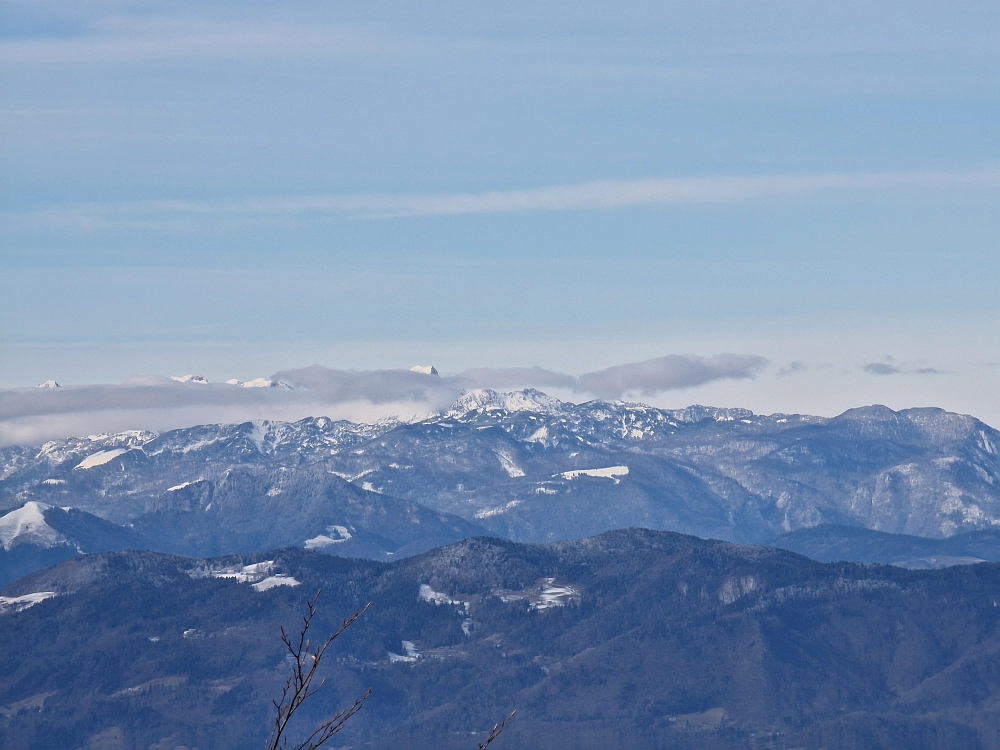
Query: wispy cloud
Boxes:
[
  {"xmin": 863, "ymin": 357, "xmax": 943, "ymax": 376},
  {"xmin": 576, "ymin": 354, "xmax": 769, "ymax": 399},
  {"xmin": 777, "ymin": 361, "xmax": 807, "ymax": 378},
  {"xmin": 0, "ymin": 19, "xmax": 394, "ymax": 65},
  {"xmin": 10, "ymin": 169, "xmax": 1000, "ymax": 230},
  {"xmin": 454, "ymin": 367, "xmax": 577, "ymax": 391}
]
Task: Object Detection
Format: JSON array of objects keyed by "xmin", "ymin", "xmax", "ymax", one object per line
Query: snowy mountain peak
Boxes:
[
  {"xmin": 171, "ymin": 375, "xmax": 209, "ymax": 384},
  {"xmin": 226, "ymin": 378, "xmax": 292, "ymax": 389},
  {"xmin": 0, "ymin": 501, "xmax": 67, "ymax": 551},
  {"xmin": 36, "ymin": 380, "xmax": 60, "ymax": 388},
  {"xmin": 410, "ymin": 365, "xmax": 439, "ymax": 376},
  {"xmin": 663, "ymin": 405, "xmax": 755, "ymax": 424},
  {"xmin": 445, "ymin": 388, "xmax": 565, "ymax": 418}
]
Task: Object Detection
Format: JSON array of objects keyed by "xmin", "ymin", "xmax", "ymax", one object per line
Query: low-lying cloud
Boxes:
[
  {"xmin": 575, "ymin": 354, "xmax": 769, "ymax": 399},
  {"xmin": 0, "ymin": 353, "xmax": 769, "ymax": 446}
]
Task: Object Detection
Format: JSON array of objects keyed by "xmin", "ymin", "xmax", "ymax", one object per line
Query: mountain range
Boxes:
[{"xmin": 2, "ymin": 389, "xmax": 1000, "ymax": 585}]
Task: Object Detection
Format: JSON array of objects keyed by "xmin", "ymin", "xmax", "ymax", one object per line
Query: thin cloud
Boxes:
[
  {"xmin": 271, "ymin": 365, "xmax": 459, "ymax": 407},
  {"xmin": 863, "ymin": 358, "xmax": 943, "ymax": 376},
  {"xmin": 576, "ymin": 354, "xmax": 769, "ymax": 399},
  {"xmin": 8, "ymin": 169, "xmax": 1000, "ymax": 230},
  {"xmin": 863, "ymin": 362, "xmax": 902, "ymax": 375},
  {"xmin": 0, "ymin": 19, "xmax": 394, "ymax": 65},
  {"xmin": 777, "ymin": 361, "xmax": 807, "ymax": 378}
]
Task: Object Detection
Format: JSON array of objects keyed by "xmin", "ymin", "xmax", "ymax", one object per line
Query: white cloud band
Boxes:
[{"xmin": 10, "ymin": 169, "xmax": 1000, "ymax": 230}]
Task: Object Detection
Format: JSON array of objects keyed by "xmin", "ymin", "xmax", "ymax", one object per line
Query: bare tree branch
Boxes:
[
  {"xmin": 266, "ymin": 590, "xmax": 371, "ymax": 750},
  {"xmin": 478, "ymin": 710, "xmax": 516, "ymax": 750}
]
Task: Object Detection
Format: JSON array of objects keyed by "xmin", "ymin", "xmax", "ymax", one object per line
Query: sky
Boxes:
[{"xmin": 1, "ymin": 0, "xmax": 999, "ymax": 440}]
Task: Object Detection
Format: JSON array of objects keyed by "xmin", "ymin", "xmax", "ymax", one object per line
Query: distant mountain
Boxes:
[
  {"xmin": 2, "ymin": 390, "xmax": 1000, "ymax": 580},
  {"xmin": 129, "ymin": 466, "xmax": 484, "ymax": 560},
  {"xmin": 768, "ymin": 523, "xmax": 1000, "ymax": 568},
  {"xmin": 0, "ymin": 501, "xmax": 146, "ymax": 588},
  {"xmin": 0, "ymin": 466, "xmax": 484, "ymax": 586},
  {"xmin": 2, "ymin": 530, "xmax": 999, "ymax": 749}
]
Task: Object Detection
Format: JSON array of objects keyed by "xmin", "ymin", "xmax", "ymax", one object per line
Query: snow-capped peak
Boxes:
[
  {"xmin": 0, "ymin": 502, "xmax": 67, "ymax": 551},
  {"xmin": 171, "ymin": 375, "xmax": 209, "ymax": 384},
  {"xmin": 445, "ymin": 388, "xmax": 565, "ymax": 418},
  {"xmin": 410, "ymin": 365, "xmax": 439, "ymax": 376},
  {"xmin": 226, "ymin": 378, "xmax": 292, "ymax": 389},
  {"xmin": 36, "ymin": 380, "xmax": 60, "ymax": 388}
]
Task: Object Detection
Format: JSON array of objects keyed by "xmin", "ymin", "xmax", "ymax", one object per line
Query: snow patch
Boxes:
[
  {"xmin": 171, "ymin": 375, "xmax": 208, "ymax": 384},
  {"xmin": 74, "ymin": 448, "xmax": 128, "ymax": 470},
  {"xmin": 475, "ymin": 500, "xmax": 522, "ymax": 519},
  {"xmin": 36, "ymin": 380, "xmax": 60, "ymax": 388},
  {"xmin": 559, "ymin": 466, "xmax": 629, "ymax": 483},
  {"xmin": 252, "ymin": 575, "xmax": 300, "ymax": 592},
  {"xmin": 41, "ymin": 479, "xmax": 66, "ymax": 485},
  {"xmin": 981, "ymin": 431, "xmax": 997, "ymax": 455},
  {"xmin": 410, "ymin": 365, "xmax": 439, "ymax": 375},
  {"xmin": 526, "ymin": 425, "xmax": 550, "ymax": 444},
  {"xmin": 304, "ymin": 525, "xmax": 353, "ymax": 549},
  {"xmin": 497, "ymin": 577, "xmax": 580, "ymax": 611},
  {"xmin": 496, "ymin": 451, "xmax": 525, "ymax": 478},
  {"xmin": 0, "ymin": 591, "xmax": 57, "ymax": 614},
  {"xmin": 191, "ymin": 560, "xmax": 299, "ymax": 592},
  {"xmin": 419, "ymin": 584, "xmax": 459, "ymax": 606},
  {"xmin": 167, "ymin": 481, "xmax": 194, "ymax": 492},
  {"xmin": 388, "ymin": 640, "xmax": 421, "ymax": 662}
]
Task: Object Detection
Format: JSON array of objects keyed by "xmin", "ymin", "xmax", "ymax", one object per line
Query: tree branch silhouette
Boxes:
[{"xmin": 266, "ymin": 591, "xmax": 371, "ymax": 750}]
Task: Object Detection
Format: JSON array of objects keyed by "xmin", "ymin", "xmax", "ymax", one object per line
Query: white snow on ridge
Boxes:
[
  {"xmin": 304, "ymin": 525, "xmax": 353, "ymax": 549},
  {"xmin": 419, "ymin": 584, "xmax": 457, "ymax": 605},
  {"xmin": 171, "ymin": 375, "xmax": 208, "ymax": 384},
  {"xmin": 410, "ymin": 365, "xmax": 439, "ymax": 375},
  {"xmin": 496, "ymin": 577, "xmax": 580, "ymax": 611},
  {"xmin": 446, "ymin": 389, "xmax": 563, "ymax": 418},
  {"xmin": 36, "ymin": 380, "xmax": 60, "ymax": 388},
  {"xmin": 252, "ymin": 575, "xmax": 301, "ymax": 592},
  {"xmin": 74, "ymin": 448, "xmax": 129, "ymax": 470},
  {"xmin": 226, "ymin": 378, "xmax": 294, "ymax": 389},
  {"xmin": 0, "ymin": 502, "xmax": 66, "ymax": 551},
  {"xmin": 475, "ymin": 500, "xmax": 522, "ymax": 519},
  {"xmin": 243, "ymin": 378, "xmax": 276, "ymax": 388},
  {"xmin": 167, "ymin": 481, "xmax": 194, "ymax": 492},
  {"xmin": 534, "ymin": 580, "xmax": 579, "ymax": 610},
  {"xmin": 559, "ymin": 466, "xmax": 629, "ymax": 482},
  {"xmin": 189, "ymin": 560, "xmax": 302, "ymax": 592},
  {"xmin": 0, "ymin": 591, "xmax": 57, "ymax": 614}
]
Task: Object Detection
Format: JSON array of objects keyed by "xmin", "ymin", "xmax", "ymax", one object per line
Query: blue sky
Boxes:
[{"xmin": 1, "ymin": 1, "xmax": 999, "ymax": 432}]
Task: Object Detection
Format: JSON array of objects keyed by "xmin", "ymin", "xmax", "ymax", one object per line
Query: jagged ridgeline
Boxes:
[
  {"xmin": 2, "ymin": 531, "xmax": 1000, "ymax": 749},
  {"xmin": 3, "ymin": 390, "xmax": 1000, "ymax": 582}
]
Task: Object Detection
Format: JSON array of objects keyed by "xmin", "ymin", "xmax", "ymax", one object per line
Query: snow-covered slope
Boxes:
[{"xmin": 0, "ymin": 502, "xmax": 66, "ymax": 550}]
